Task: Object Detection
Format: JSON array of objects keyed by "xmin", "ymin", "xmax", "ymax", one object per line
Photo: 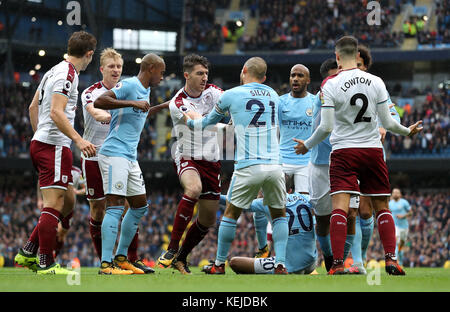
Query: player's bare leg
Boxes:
[
  {"xmin": 328, "ymin": 193, "xmax": 350, "ymax": 275},
  {"xmin": 371, "ymin": 196, "xmax": 405, "ymax": 275},
  {"xmin": 229, "ymin": 257, "xmax": 256, "ymax": 274},
  {"xmin": 159, "ymin": 169, "xmax": 201, "ymax": 267},
  {"xmin": 204, "ymin": 202, "xmax": 242, "ymax": 274},
  {"xmin": 174, "ymin": 199, "xmax": 218, "ymax": 275}
]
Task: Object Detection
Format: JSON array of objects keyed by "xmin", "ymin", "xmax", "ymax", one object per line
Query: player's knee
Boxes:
[
  {"xmin": 184, "ymin": 183, "xmax": 202, "ymax": 199},
  {"xmin": 90, "ymin": 200, "xmax": 106, "ymax": 220}
]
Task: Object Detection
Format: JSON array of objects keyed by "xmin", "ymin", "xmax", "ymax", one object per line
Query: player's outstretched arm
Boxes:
[
  {"xmin": 50, "ymin": 93, "xmax": 96, "ymax": 158},
  {"xmin": 376, "ymin": 101, "xmax": 422, "ymax": 137},
  {"xmin": 85, "ymin": 103, "xmax": 111, "ymax": 123},
  {"xmin": 148, "ymin": 100, "xmax": 170, "ymax": 116},
  {"xmin": 184, "ymin": 105, "xmax": 224, "ymax": 130},
  {"xmin": 94, "ymin": 90, "xmax": 150, "ymax": 112}
]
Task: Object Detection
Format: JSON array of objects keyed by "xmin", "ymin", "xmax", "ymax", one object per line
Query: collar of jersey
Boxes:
[
  {"xmin": 182, "ymin": 87, "xmax": 202, "ymax": 99},
  {"xmin": 64, "ymin": 60, "xmax": 79, "ymax": 74}
]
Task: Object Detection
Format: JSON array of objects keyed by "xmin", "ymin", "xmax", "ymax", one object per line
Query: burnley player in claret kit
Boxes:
[
  {"xmin": 14, "ymin": 31, "xmax": 97, "ymax": 274},
  {"xmin": 294, "ymin": 36, "xmax": 423, "ymax": 275},
  {"xmin": 159, "ymin": 54, "xmax": 226, "ymax": 274}
]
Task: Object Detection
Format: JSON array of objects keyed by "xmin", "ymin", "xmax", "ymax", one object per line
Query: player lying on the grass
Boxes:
[{"xmin": 206, "ymin": 176, "xmax": 318, "ymax": 275}]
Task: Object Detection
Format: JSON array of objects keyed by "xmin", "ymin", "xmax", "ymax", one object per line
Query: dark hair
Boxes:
[
  {"xmin": 67, "ymin": 31, "xmax": 97, "ymax": 58},
  {"xmin": 183, "ymin": 54, "xmax": 209, "ymax": 73},
  {"xmin": 320, "ymin": 58, "xmax": 338, "ymax": 79},
  {"xmin": 335, "ymin": 35, "xmax": 358, "ymax": 57},
  {"xmin": 358, "ymin": 44, "xmax": 372, "ymax": 70}
]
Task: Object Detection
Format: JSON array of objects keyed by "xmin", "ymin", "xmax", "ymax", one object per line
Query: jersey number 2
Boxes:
[{"xmin": 350, "ymin": 93, "xmax": 371, "ymax": 123}]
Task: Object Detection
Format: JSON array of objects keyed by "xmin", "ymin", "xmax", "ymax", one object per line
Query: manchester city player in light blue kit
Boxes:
[
  {"xmin": 279, "ymin": 64, "xmax": 314, "ymax": 194},
  {"xmin": 94, "ymin": 53, "xmax": 166, "ymax": 274},
  {"xmin": 389, "ymin": 188, "xmax": 412, "ymax": 266},
  {"xmin": 185, "ymin": 57, "xmax": 289, "ymax": 274},
  {"xmin": 223, "ymin": 178, "xmax": 317, "ymax": 274}
]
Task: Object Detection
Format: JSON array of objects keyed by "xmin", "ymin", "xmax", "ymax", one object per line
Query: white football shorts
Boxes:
[
  {"xmin": 227, "ymin": 164, "xmax": 286, "ymax": 209},
  {"xmin": 282, "ymin": 163, "xmax": 309, "ymax": 194},
  {"xmin": 98, "ymin": 154, "xmax": 146, "ymax": 197}
]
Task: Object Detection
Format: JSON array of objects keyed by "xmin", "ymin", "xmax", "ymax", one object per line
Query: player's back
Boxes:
[
  {"xmin": 321, "ymin": 68, "xmax": 388, "ymax": 150},
  {"xmin": 221, "ymin": 82, "xmax": 280, "ymax": 169},
  {"xmin": 284, "ymin": 193, "xmax": 317, "ymax": 272},
  {"xmin": 32, "ymin": 60, "xmax": 79, "ymax": 148}
]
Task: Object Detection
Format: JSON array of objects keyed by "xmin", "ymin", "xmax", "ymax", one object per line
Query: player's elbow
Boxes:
[
  {"xmin": 93, "ymin": 96, "xmax": 107, "ymax": 109},
  {"xmin": 49, "ymin": 107, "xmax": 61, "ymax": 122}
]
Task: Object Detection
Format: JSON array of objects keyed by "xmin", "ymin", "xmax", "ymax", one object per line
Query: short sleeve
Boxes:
[
  {"xmin": 81, "ymin": 90, "xmax": 93, "ymax": 108},
  {"xmin": 111, "ymin": 80, "xmax": 129, "ymax": 101},
  {"xmin": 52, "ymin": 67, "xmax": 76, "ymax": 98},
  {"xmin": 169, "ymin": 98, "xmax": 184, "ymax": 122},
  {"xmin": 375, "ymin": 77, "xmax": 389, "ymax": 105},
  {"xmin": 321, "ymin": 82, "xmax": 334, "ymax": 109},
  {"xmin": 216, "ymin": 90, "xmax": 232, "ymax": 115}
]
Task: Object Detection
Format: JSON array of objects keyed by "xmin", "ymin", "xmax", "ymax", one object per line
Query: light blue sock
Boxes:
[
  {"xmin": 116, "ymin": 205, "xmax": 148, "ymax": 257},
  {"xmin": 344, "ymin": 234, "xmax": 355, "ymax": 261},
  {"xmin": 253, "ymin": 212, "xmax": 268, "ymax": 250},
  {"xmin": 360, "ymin": 216, "xmax": 374, "ymax": 263},
  {"xmin": 215, "ymin": 216, "xmax": 237, "ymax": 265},
  {"xmin": 398, "ymin": 250, "xmax": 403, "ymax": 266},
  {"xmin": 101, "ymin": 205, "xmax": 125, "ymax": 263},
  {"xmin": 317, "ymin": 234, "xmax": 333, "ymax": 257},
  {"xmin": 351, "ymin": 216, "xmax": 363, "ymax": 264},
  {"xmin": 272, "ymin": 217, "xmax": 288, "ymax": 266}
]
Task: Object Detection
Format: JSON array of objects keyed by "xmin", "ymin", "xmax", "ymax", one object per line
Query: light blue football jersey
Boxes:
[
  {"xmin": 99, "ymin": 77, "xmax": 150, "ymax": 161},
  {"xmin": 249, "ymin": 193, "xmax": 317, "ymax": 273},
  {"xmin": 188, "ymin": 82, "xmax": 280, "ymax": 170},
  {"xmin": 310, "ymin": 92, "xmax": 332, "ymax": 165},
  {"xmin": 278, "ymin": 92, "xmax": 314, "ymax": 166},
  {"xmin": 389, "ymin": 198, "xmax": 411, "ymax": 229}
]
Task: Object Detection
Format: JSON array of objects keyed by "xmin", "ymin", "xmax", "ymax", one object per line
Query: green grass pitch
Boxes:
[{"xmin": 0, "ymin": 266, "xmax": 449, "ymax": 292}]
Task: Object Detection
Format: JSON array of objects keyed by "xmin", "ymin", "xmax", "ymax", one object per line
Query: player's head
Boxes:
[
  {"xmin": 392, "ymin": 188, "xmax": 402, "ymax": 200},
  {"xmin": 100, "ymin": 48, "xmax": 123, "ymax": 86},
  {"xmin": 320, "ymin": 58, "xmax": 338, "ymax": 79},
  {"xmin": 289, "ymin": 64, "xmax": 310, "ymax": 96},
  {"xmin": 183, "ymin": 54, "xmax": 210, "ymax": 94},
  {"xmin": 356, "ymin": 44, "xmax": 372, "ymax": 72},
  {"xmin": 241, "ymin": 57, "xmax": 267, "ymax": 85},
  {"xmin": 335, "ymin": 35, "xmax": 358, "ymax": 65},
  {"xmin": 67, "ymin": 31, "xmax": 97, "ymax": 71},
  {"xmin": 140, "ymin": 53, "xmax": 166, "ymax": 87}
]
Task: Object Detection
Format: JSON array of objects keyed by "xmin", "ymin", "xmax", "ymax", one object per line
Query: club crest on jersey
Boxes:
[
  {"xmin": 88, "ymin": 188, "xmax": 94, "ymax": 196},
  {"xmin": 62, "ymin": 175, "xmax": 68, "ymax": 184},
  {"xmin": 114, "ymin": 181, "xmax": 124, "ymax": 190},
  {"xmin": 306, "ymin": 108, "xmax": 313, "ymax": 117},
  {"xmin": 64, "ymin": 81, "xmax": 72, "ymax": 91},
  {"xmin": 179, "ymin": 105, "xmax": 189, "ymax": 113}
]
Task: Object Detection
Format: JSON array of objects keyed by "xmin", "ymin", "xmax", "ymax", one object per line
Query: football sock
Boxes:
[
  {"xmin": 116, "ymin": 205, "xmax": 147, "ymax": 257},
  {"xmin": 168, "ymin": 194, "xmax": 198, "ymax": 251},
  {"xmin": 317, "ymin": 234, "xmax": 333, "ymax": 257},
  {"xmin": 215, "ymin": 216, "xmax": 236, "ymax": 265},
  {"xmin": 330, "ymin": 209, "xmax": 347, "ymax": 262},
  {"xmin": 61, "ymin": 211, "xmax": 73, "ymax": 230},
  {"xmin": 376, "ymin": 209, "xmax": 397, "ymax": 257},
  {"xmin": 23, "ymin": 224, "xmax": 40, "ymax": 255},
  {"xmin": 398, "ymin": 250, "xmax": 404, "ymax": 266},
  {"xmin": 360, "ymin": 215, "xmax": 374, "ymax": 262},
  {"xmin": 177, "ymin": 219, "xmax": 209, "ymax": 263},
  {"xmin": 38, "ymin": 207, "xmax": 61, "ymax": 267},
  {"xmin": 101, "ymin": 205, "xmax": 125, "ymax": 263},
  {"xmin": 272, "ymin": 217, "xmax": 288, "ymax": 266},
  {"xmin": 127, "ymin": 229, "xmax": 139, "ymax": 262},
  {"xmin": 253, "ymin": 211, "xmax": 268, "ymax": 250},
  {"xmin": 344, "ymin": 234, "xmax": 354, "ymax": 261},
  {"xmin": 350, "ymin": 216, "xmax": 363, "ymax": 264},
  {"xmin": 89, "ymin": 217, "xmax": 103, "ymax": 259}
]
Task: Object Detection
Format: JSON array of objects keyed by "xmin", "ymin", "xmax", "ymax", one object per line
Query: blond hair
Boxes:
[{"xmin": 100, "ymin": 48, "xmax": 122, "ymax": 66}]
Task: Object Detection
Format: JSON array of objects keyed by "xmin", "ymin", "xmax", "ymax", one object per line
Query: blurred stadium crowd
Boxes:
[
  {"xmin": 0, "ymin": 183, "xmax": 448, "ymax": 268},
  {"xmin": 0, "ymin": 81, "xmax": 448, "ymax": 159}
]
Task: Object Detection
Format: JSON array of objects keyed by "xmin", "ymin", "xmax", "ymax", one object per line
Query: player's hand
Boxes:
[
  {"xmin": 407, "ymin": 120, "xmax": 423, "ymax": 137},
  {"xmin": 133, "ymin": 101, "xmax": 150, "ymax": 112},
  {"xmin": 185, "ymin": 110, "xmax": 202, "ymax": 120},
  {"xmin": 77, "ymin": 138, "xmax": 96, "ymax": 158},
  {"xmin": 293, "ymin": 138, "xmax": 308, "ymax": 155},
  {"xmin": 379, "ymin": 127, "xmax": 387, "ymax": 144}
]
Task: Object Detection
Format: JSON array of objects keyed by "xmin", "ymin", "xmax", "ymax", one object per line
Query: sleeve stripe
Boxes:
[
  {"xmin": 53, "ymin": 91, "xmax": 69, "ymax": 98},
  {"xmin": 321, "ymin": 106, "xmax": 335, "ymax": 108}
]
